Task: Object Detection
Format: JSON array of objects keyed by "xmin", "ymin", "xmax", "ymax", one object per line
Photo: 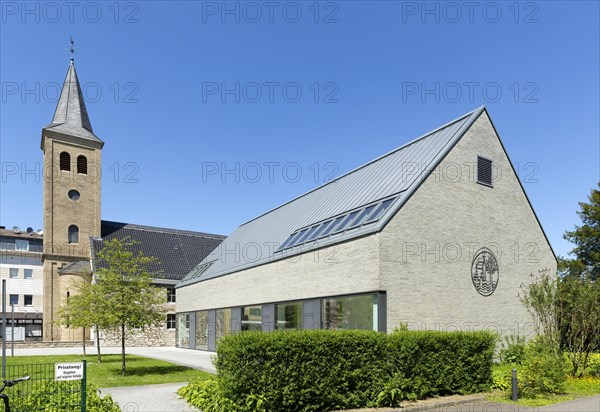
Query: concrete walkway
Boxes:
[
  {"xmin": 100, "ymin": 382, "xmax": 198, "ymax": 412},
  {"xmin": 13, "ymin": 345, "xmax": 217, "ymax": 373}
]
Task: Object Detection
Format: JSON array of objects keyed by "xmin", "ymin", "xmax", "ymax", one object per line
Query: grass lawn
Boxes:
[
  {"xmin": 5, "ymin": 354, "xmax": 214, "ymax": 388},
  {"xmin": 488, "ymin": 364, "xmax": 600, "ymax": 407}
]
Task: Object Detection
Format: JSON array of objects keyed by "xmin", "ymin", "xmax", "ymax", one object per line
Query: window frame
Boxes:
[
  {"xmin": 24, "ymin": 295, "xmax": 33, "ymax": 306},
  {"xmin": 166, "ymin": 313, "xmax": 176, "ymax": 329},
  {"xmin": 24, "ymin": 269, "xmax": 33, "ymax": 279},
  {"xmin": 9, "ymin": 268, "xmax": 18, "ymax": 278},
  {"xmin": 15, "ymin": 239, "xmax": 28, "ymax": 251},
  {"xmin": 68, "ymin": 225, "xmax": 79, "ymax": 244},
  {"xmin": 9, "ymin": 294, "xmax": 18, "ymax": 306},
  {"xmin": 166, "ymin": 287, "xmax": 176, "ymax": 303}
]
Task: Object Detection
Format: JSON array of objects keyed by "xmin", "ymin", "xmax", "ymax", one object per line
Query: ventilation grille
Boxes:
[{"xmin": 477, "ymin": 156, "xmax": 493, "ymax": 187}]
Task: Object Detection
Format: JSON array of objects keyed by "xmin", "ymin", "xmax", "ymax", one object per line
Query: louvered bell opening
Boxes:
[
  {"xmin": 77, "ymin": 155, "xmax": 88, "ymax": 174},
  {"xmin": 59, "ymin": 152, "xmax": 71, "ymax": 171},
  {"xmin": 477, "ymin": 156, "xmax": 493, "ymax": 187}
]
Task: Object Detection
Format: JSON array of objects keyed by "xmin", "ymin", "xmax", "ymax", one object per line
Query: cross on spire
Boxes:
[{"xmin": 69, "ymin": 37, "xmax": 75, "ymax": 62}]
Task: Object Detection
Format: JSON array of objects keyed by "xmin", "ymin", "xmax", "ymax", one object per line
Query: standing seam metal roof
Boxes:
[{"xmin": 177, "ymin": 107, "xmax": 485, "ymax": 287}]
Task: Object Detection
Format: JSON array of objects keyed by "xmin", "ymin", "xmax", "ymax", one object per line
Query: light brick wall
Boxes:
[
  {"xmin": 177, "ymin": 234, "xmax": 381, "ymax": 312},
  {"xmin": 380, "ymin": 112, "xmax": 556, "ymax": 336},
  {"xmin": 42, "ymin": 133, "xmax": 102, "ymax": 341}
]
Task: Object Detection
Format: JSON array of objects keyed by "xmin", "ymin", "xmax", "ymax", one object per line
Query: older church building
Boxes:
[
  {"xmin": 40, "ymin": 57, "xmax": 224, "ymax": 343},
  {"xmin": 176, "ymin": 106, "xmax": 556, "ymax": 351}
]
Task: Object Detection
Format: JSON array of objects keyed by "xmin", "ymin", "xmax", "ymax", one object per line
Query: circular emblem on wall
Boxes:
[{"xmin": 471, "ymin": 247, "xmax": 499, "ymax": 297}]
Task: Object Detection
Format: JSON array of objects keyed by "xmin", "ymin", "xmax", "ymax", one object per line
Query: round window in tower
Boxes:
[{"xmin": 68, "ymin": 190, "xmax": 80, "ymax": 201}]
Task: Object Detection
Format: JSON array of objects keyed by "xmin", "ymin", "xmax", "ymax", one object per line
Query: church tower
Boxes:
[{"xmin": 41, "ymin": 52, "xmax": 103, "ymax": 341}]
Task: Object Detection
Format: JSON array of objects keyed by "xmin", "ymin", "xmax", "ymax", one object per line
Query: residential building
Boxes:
[{"xmin": 0, "ymin": 227, "xmax": 44, "ymax": 341}]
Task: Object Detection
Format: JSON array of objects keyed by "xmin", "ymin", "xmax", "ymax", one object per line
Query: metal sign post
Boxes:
[
  {"xmin": 2, "ymin": 279, "xmax": 6, "ymax": 380},
  {"xmin": 10, "ymin": 303, "xmax": 14, "ymax": 357}
]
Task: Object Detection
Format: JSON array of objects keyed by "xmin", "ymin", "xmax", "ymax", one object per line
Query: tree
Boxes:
[
  {"xmin": 57, "ymin": 278, "xmax": 94, "ymax": 357},
  {"xmin": 520, "ymin": 269, "xmax": 562, "ymax": 361},
  {"xmin": 95, "ymin": 237, "xmax": 166, "ymax": 375},
  {"xmin": 521, "ymin": 183, "xmax": 600, "ymax": 377},
  {"xmin": 57, "ymin": 276, "xmax": 113, "ymax": 364},
  {"xmin": 563, "ymin": 183, "xmax": 600, "ymax": 281}
]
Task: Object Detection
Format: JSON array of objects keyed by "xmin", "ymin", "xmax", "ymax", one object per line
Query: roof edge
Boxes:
[
  {"xmin": 241, "ymin": 106, "xmax": 485, "ymax": 227},
  {"xmin": 100, "ymin": 220, "xmax": 226, "ymax": 239}
]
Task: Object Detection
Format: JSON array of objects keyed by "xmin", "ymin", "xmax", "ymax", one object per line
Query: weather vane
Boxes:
[{"xmin": 69, "ymin": 37, "xmax": 75, "ymax": 62}]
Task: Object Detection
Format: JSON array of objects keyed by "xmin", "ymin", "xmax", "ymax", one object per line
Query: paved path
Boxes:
[
  {"xmin": 13, "ymin": 345, "xmax": 217, "ymax": 373},
  {"xmin": 425, "ymin": 395, "xmax": 600, "ymax": 412},
  {"xmin": 100, "ymin": 383, "xmax": 198, "ymax": 412},
  {"xmin": 539, "ymin": 394, "xmax": 599, "ymax": 411}
]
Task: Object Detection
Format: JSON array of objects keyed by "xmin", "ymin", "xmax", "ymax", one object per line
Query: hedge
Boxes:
[{"xmin": 203, "ymin": 329, "xmax": 496, "ymax": 411}]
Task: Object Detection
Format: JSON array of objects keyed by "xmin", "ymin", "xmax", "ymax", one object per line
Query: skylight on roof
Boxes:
[
  {"xmin": 182, "ymin": 260, "xmax": 215, "ymax": 281},
  {"xmin": 305, "ymin": 223, "xmax": 328, "ymax": 243},
  {"xmin": 273, "ymin": 195, "xmax": 399, "ymax": 254},
  {"xmin": 276, "ymin": 232, "xmax": 299, "ymax": 252},
  {"xmin": 332, "ymin": 211, "xmax": 360, "ymax": 235},
  {"xmin": 364, "ymin": 198, "xmax": 395, "ymax": 224},
  {"xmin": 347, "ymin": 205, "xmax": 377, "ymax": 230},
  {"xmin": 319, "ymin": 216, "xmax": 345, "ymax": 239}
]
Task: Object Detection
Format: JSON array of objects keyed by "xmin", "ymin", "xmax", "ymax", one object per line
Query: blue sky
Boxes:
[{"xmin": 0, "ymin": 1, "xmax": 598, "ymax": 258}]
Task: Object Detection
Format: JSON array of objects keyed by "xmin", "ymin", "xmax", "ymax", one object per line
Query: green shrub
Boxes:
[
  {"xmin": 188, "ymin": 329, "xmax": 496, "ymax": 412},
  {"xmin": 178, "ymin": 377, "xmax": 239, "ymax": 412},
  {"xmin": 518, "ymin": 339, "xmax": 567, "ymax": 398},
  {"xmin": 499, "ymin": 335, "xmax": 527, "ymax": 365},
  {"xmin": 3, "ymin": 381, "xmax": 120, "ymax": 412},
  {"xmin": 586, "ymin": 353, "xmax": 600, "ymax": 376},
  {"xmin": 491, "ymin": 368, "xmax": 512, "ymax": 392}
]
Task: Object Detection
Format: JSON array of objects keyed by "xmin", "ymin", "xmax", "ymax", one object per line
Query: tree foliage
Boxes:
[
  {"xmin": 563, "ymin": 183, "xmax": 600, "ymax": 281},
  {"xmin": 58, "ymin": 237, "xmax": 166, "ymax": 375},
  {"xmin": 95, "ymin": 237, "xmax": 166, "ymax": 375},
  {"xmin": 521, "ymin": 183, "xmax": 600, "ymax": 377}
]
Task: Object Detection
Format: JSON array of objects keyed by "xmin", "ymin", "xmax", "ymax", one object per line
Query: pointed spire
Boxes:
[
  {"xmin": 50, "ymin": 60, "xmax": 94, "ymax": 133},
  {"xmin": 43, "ymin": 51, "xmax": 102, "ymax": 145}
]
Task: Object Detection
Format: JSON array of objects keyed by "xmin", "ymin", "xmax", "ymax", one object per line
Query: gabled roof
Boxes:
[
  {"xmin": 42, "ymin": 60, "xmax": 103, "ymax": 147},
  {"xmin": 91, "ymin": 221, "xmax": 225, "ymax": 281},
  {"xmin": 177, "ymin": 107, "xmax": 486, "ymax": 287}
]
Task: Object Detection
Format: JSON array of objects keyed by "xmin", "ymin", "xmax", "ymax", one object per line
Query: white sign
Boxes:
[{"xmin": 55, "ymin": 362, "xmax": 84, "ymax": 381}]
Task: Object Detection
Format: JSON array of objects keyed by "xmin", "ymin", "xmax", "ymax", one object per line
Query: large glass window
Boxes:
[
  {"xmin": 215, "ymin": 308, "xmax": 232, "ymax": 344},
  {"xmin": 195, "ymin": 311, "xmax": 209, "ymax": 350},
  {"xmin": 9, "ymin": 268, "xmax": 18, "ymax": 278},
  {"xmin": 15, "ymin": 240, "xmax": 28, "ymax": 251},
  {"xmin": 322, "ymin": 293, "xmax": 378, "ymax": 331},
  {"xmin": 24, "ymin": 269, "xmax": 33, "ymax": 279},
  {"xmin": 241, "ymin": 306, "xmax": 262, "ymax": 331},
  {"xmin": 275, "ymin": 301, "xmax": 303, "ymax": 330},
  {"xmin": 176, "ymin": 313, "xmax": 190, "ymax": 348}
]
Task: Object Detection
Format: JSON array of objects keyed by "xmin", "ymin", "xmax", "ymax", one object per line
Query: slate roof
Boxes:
[
  {"xmin": 91, "ymin": 221, "xmax": 225, "ymax": 281},
  {"xmin": 42, "ymin": 60, "xmax": 103, "ymax": 145},
  {"xmin": 59, "ymin": 260, "xmax": 92, "ymax": 276},
  {"xmin": 177, "ymin": 107, "xmax": 486, "ymax": 287}
]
